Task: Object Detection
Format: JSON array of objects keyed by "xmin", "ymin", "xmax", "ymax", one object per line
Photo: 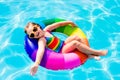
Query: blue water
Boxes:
[{"xmin": 0, "ymin": 0, "xmax": 120, "ymax": 80}]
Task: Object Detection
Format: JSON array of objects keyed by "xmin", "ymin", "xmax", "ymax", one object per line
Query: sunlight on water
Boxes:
[{"xmin": 0, "ymin": 0, "xmax": 120, "ymax": 80}]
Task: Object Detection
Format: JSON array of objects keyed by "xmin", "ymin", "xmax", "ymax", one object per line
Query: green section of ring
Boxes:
[{"xmin": 42, "ymin": 18, "xmax": 87, "ymax": 38}]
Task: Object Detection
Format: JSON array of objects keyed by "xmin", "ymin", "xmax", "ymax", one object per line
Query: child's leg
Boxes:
[
  {"xmin": 62, "ymin": 40, "xmax": 108, "ymax": 56},
  {"xmin": 65, "ymin": 35, "xmax": 83, "ymax": 44}
]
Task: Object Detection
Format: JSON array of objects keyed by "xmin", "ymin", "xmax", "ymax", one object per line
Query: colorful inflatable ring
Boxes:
[{"xmin": 24, "ymin": 18, "xmax": 89, "ymax": 70}]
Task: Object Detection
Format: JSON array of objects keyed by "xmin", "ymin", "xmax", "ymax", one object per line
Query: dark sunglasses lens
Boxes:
[
  {"xmin": 33, "ymin": 27, "xmax": 38, "ymax": 32},
  {"xmin": 30, "ymin": 33, "xmax": 34, "ymax": 38}
]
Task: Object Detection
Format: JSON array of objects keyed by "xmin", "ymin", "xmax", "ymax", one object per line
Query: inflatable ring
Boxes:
[{"xmin": 24, "ymin": 18, "xmax": 89, "ymax": 70}]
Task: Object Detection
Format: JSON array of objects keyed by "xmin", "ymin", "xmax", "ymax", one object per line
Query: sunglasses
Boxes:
[{"xmin": 29, "ymin": 26, "xmax": 38, "ymax": 38}]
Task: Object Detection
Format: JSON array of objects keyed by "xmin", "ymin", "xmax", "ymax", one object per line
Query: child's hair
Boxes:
[{"xmin": 24, "ymin": 22, "xmax": 42, "ymax": 34}]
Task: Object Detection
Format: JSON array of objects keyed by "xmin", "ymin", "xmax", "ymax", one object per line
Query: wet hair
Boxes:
[{"xmin": 24, "ymin": 22, "xmax": 42, "ymax": 34}]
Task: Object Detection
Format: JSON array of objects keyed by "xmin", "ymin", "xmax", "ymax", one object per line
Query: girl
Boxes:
[{"xmin": 24, "ymin": 21, "xmax": 108, "ymax": 76}]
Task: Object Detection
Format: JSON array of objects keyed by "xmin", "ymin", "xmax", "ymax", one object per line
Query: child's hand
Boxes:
[
  {"xmin": 30, "ymin": 63, "xmax": 39, "ymax": 76},
  {"xmin": 69, "ymin": 21, "xmax": 77, "ymax": 27}
]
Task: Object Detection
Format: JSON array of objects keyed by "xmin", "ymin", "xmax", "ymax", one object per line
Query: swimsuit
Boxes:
[{"xmin": 45, "ymin": 31, "xmax": 64, "ymax": 53}]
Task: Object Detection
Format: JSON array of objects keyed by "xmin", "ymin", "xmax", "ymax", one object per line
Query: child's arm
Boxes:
[
  {"xmin": 44, "ymin": 21, "xmax": 76, "ymax": 31},
  {"xmin": 35, "ymin": 38, "xmax": 46, "ymax": 65},
  {"xmin": 30, "ymin": 37, "xmax": 46, "ymax": 76}
]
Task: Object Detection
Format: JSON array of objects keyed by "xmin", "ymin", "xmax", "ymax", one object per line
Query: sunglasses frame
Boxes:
[{"xmin": 29, "ymin": 26, "xmax": 39, "ymax": 38}]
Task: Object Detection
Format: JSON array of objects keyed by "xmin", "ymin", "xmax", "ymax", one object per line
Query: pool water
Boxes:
[{"xmin": 0, "ymin": 0, "xmax": 120, "ymax": 80}]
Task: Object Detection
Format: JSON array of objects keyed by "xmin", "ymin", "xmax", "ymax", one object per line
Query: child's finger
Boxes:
[{"xmin": 30, "ymin": 70, "xmax": 33, "ymax": 75}]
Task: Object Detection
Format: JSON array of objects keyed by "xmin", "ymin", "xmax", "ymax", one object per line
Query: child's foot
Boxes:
[
  {"xmin": 100, "ymin": 50, "xmax": 108, "ymax": 56},
  {"xmin": 93, "ymin": 56, "xmax": 100, "ymax": 60},
  {"xmin": 88, "ymin": 55, "xmax": 100, "ymax": 60},
  {"xmin": 95, "ymin": 50, "xmax": 108, "ymax": 56}
]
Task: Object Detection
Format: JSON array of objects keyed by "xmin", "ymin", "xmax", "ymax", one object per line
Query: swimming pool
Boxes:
[{"xmin": 0, "ymin": 0, "xmax": 120, "ymax": 80}]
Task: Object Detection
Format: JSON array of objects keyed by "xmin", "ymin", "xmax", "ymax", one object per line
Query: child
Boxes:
[{"xmin": 24, "ymin": 21, "xmax": 108, "ymax": 76}]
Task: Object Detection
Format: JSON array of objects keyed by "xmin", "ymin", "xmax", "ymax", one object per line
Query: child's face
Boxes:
[{"xmin": 25, "ymin": 23, "xmax": 44, "ymax": 38}]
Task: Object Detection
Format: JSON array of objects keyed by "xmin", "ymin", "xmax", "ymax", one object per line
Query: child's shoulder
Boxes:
[{"xmin": 38, "ymin": 37, "xmax": 46, "ymax": 42}]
